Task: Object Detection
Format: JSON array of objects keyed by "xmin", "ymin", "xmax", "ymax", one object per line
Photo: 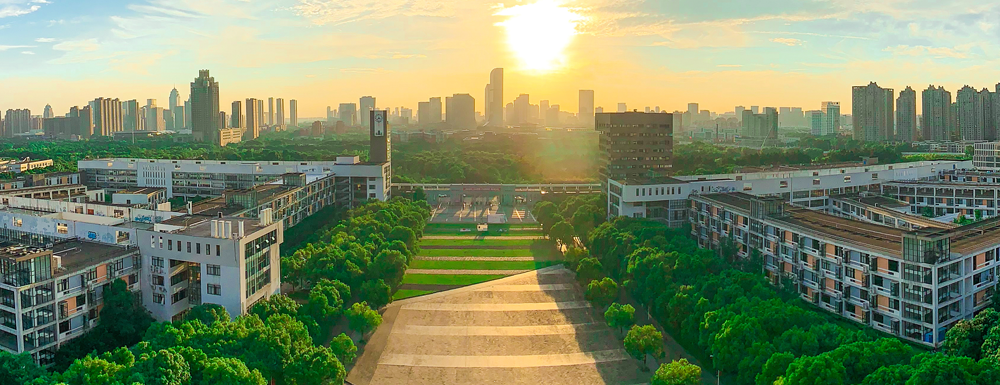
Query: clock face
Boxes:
[{"xmin": 374, "ymin": 112, "xmax": 385, "ymax": 136}]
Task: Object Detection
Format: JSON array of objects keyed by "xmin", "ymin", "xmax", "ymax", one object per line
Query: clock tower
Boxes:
[{"xmin": 369, "ymin": 109, "xmax": 390, "ymax": 164}]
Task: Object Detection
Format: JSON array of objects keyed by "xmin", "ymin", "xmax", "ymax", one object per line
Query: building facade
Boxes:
[
  {"xmin": 596, "ymin": 112, "xmax": 674, "ymax": 191},
  {"xmin": 190, "ymin": 70, "xmax": 220, "ymax": 143},
  {"xmin": 897, "ymin": 87, "xmax": 917, "ymax": 143},
  {"xmin": 852, "ymin": 82, "xmax": 895, "ymax": 142}
]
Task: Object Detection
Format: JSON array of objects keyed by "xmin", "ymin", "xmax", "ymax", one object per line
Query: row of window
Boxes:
[{"xmin": 150, "ymin": 236, "xmax": 221, "ymax": 257}]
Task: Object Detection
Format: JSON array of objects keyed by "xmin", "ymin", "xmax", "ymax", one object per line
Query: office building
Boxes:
[
  {"xmin": 267, "ymin": 97, "xmax": 274, "ymax": 126},
  {"xmin": 741, "ymin": 107, "xmax": 779, "ymax": 139},
  {"xmin": 2, "ymin": 109, "xmax": 30, "ymax": 137},
  {"xmin": 168, "ymin": 87, "xmax": 180, "ymax": 112},
  {"xmin": 922, "ymin": 85, "xmax": 953, "ymax": 142},
  {"xmin": 173, "ymin": 106, "xmax": 185, "ymax": 131},
  {"xmin": 821, "ymin": 102, "xmax": 841, "ymax": 136},
  {"xmin": 897, "ymin": 87, "xmax": 917, "ymax": 142},
  {"xmin": 244, "ymin": 98, "xmax": 260, "ymax": 141},
  {"xmin": 43, "ymin": 107, "xmax": 91, "ymax": 139},
  {"xmin": 360, "ymin": 96, "xmax": 375, "ymax": 127},
  {"xmin": 190, "ymin": 70, "xmax": 220, "ymax": 143},
  {"xmin": 808, "ymin": 110, "xmax": 824, "ymax": 136},
  {"xmin": 230, "ymin": 101, "xmax": 244, "ymax": 130},
  {"xmin": 956, "ymin": 86, "xmax": 996, "ymax": 141},
  {"xmin": 144, "ymin": 99, "xmax": 166, "ymax": 132},
  {"xmin": 289, "ymin": 100, "xmax": 298, "ymax": 127},
  {"xmin": 338, "ymin": 103, "xmax": 357, "ymax": 126},
  {"xmin": 579, "ymin": 90, "xmax": 595, "ymax": 127},
  {"xmin": 428, "ymin": 97, "xmax": 443, "ymax": 124},
  {"xmin": 445, "ymin": 94, "xmax": 476, "ymax": 130},
  {"xmin": 184, "ymin": 100, "xmax": 192, "ymax": 129},
  {"xmin": 485, "ymin": 68, "xmax": 504, "ymax": 127},
  {"xmin": 852, "ymin": 82, "xmax": 895, "ymax": 142},
  {"xmin": 90, "ymin": 98, "xmax": 123, "ymax": 137},
  {"xmin": 122, "ymin": 100, "xmax": 141, "ymax": 132},
  {"xmin": 256, "ymin": 100, "xmax": 264, "ymax": 129},
  {"xmin": 400, "ymin": 108, "xmax": 412, "ymax": 124},
  {"xmin": 274, "ymin": 98, "xmax": 285, "ymax": 128},
  {"xmin": 974, "ymin": 142, "xmax": 1000, "ymax": 170},
  {"xmin": 596, "ymin": 112, "xmax": 673, "ymax": 191},
  {"xmin": 751, "ymin": 106, "xmax": 760, "ymax": 114}
]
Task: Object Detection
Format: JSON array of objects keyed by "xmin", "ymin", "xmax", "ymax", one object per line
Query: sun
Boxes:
[{"xmin": 494, "ymin": 0, "xmax": 585, "ymax": 73}]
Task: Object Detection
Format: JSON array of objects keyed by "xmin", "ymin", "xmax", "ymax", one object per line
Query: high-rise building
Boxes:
[
  {"xmin": 617, "ymin": 103, "xmax": 627, "ymax": 113},
  {"xmin": 276, "ymin": 98, "xmax": 285, "ymax": 127},
  {"xmin": 123, "ymin": 100, "xmax": 141, "ymax": 132},
  {"xmin": 268, "ymin": 97, "xmax": 274, "ymax": 126},
  {"xmin": 922, "ymin": 85, "xmax": 952, "ymax": 141},
  {"xmin": 245, "ymin": 98, "xmax": 260, "ymax": 141},
  {"xmin": 485, "ymin": 68, "xmax": 504, "ymax": 127},
  {"xmin": 852, "ymin": 82, "xmax": 894, "ymax": 142},
  {"xmin": 896, "ymin": 87, "xmax": 917, "ymax": 143},
  {"xmin": 687, "ymin": 103, "xmax": 699, "ymax": 116},
  {"xmin": 400, "ymin": 107, "xmax": 412, "ymax": 124},
  {"xmin": 44, "ymin": 105, "xmax": 91, "ymax": 138},
  {"xmin": 445, "ymin": 94, "xmax": 476, "ymax": 130},
  {"xmin": 750, "ymin": 106, "xmax": 760, "ymax": 114},
  {"xmin": 546, "ymin": 105, "xmax": 561, "ymax": 126},
  {"xmin": 173, "ymin": 106, "xmax": 185, "ymax": 130},
  {"xmin": 418, "ymin": 102, "xmax": 431, "ymax": 124},
  {"xmin": 2, "ymin": 109, "xmax": 30, "ymax": 137},
  {"xmin": 370, "ymin": 110, "xmax": 391, "ymax": 164},
  {"xmin": 510, "ymin": 94, "xmax": 530, "ymax": 125},
  {"xmin": 821, "ymin": 102, "xmax": 841, "ymax": 136},
  {"xmin": 429, "ymin": 97, "xmax": 443, "ymax": 123},
  {"xmin": 326, "ymin": 106, "xmax": 334, "ymax": 124},
  {"xmin": 956, "ymin": 86, "xmax": 996, "ymax": 141},
  {"xmin": 190, "ymin": 70, "xmax": 220, "ymax": 142},
  {"xmin": 145, "ymin": 99, "xmax": 166, "ymax": 132},
  {"xmin": 256, "ymin": 99, "xmax": 264, "ymax": 128},
  {"xmin": 42, "ymin": 104, "xmax": 53, "ymax": 119},
  {"xmin": 219, "ymin": 111, "xmax": 228, "ymax": 129},
  {"xmin": 338, "ymin": 103, "xmax": 357, "ymax": 126},
  {"xmin": 539, "ymin": 100, "xmax": 550, "ymax": 124},
  {"xmin": 231, "ymin": 101, "xmax": 244, "ymax": 129},
  {"xmin": 735, "ymin": 106, "xmax": 746, "ymax": 122},
  {"xmin": 596, "ymin": 112, "xmax": 674, "ymax": 190},
  {"xmin": 169, "ymin": 87, "xmax": 180, "ymax": 111},
  {"xmin": 741, "ymin": 108, "xmax": 778, "ymax": 139},
  {"xmin": 184, "ymin": 100, "xmax": 192, "ymax": 129},
  {"xmin": 579, "ymin": 90, "xmax": 595, "ymax": 127},
  {"xmin": 360, "ymin": 96, "xmax": 375, "ymax": 127},
  {"xmin": 289, "ymin": 100, "xmax": 298, "ymax": 127},
  {"xmin": 90, "ymin": 98, "xmax": 123, "ymax": 137},
  {"xmin": 808, "ymin": 110, "xmax": 824, "ymax": 136}
]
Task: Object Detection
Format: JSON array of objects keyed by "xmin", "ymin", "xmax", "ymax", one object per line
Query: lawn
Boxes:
[
  {"xmin": 419, "ymin": 248, "xmax": 536, "ymax": 257},
  {"xmin": 423, "ymin": 223, "xmax": 542, "ymax": 236},
  {"xmin": 392, "ymin": 289, "xmax": 436, "ymax": 300},
  {"xmin": 409, "ymin": 259, "xmax": 561, "ymax": 271},
  {"xmin": 401, "ymin": 274, "xmax": 508, "ymax": 286},
  {"xmin": 419, "ymin": 238, "xmax": 538, "ymax": 247}
]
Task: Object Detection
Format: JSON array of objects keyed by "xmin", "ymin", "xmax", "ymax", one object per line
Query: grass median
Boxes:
[
  {"xmin": 401, "ymin": 274, "xmax": 508, "ymax": 286},
  {"xmin": 419, "ymin": 248, "xmax": 537, "ymax": 257},
  {"xmin": 410, "ymin": 259, "xmax": 562, "ymax": 271}
]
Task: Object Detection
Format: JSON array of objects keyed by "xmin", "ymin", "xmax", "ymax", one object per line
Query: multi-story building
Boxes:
[
  {"xmin": 90, "ymin": 98, "xmax": 123, "ymax": 137},
  {"xmin": 596, "ymin": 112, "xmax": 674, "ymax": 192},
  {"xmin": 445, "ymin": 94, "xmax": 476, "ymax": 130},
  {"xmin": 3, "ymin": 109, "xmax": 31, "ymax": 137},
  {"xmin": 359, "ymin": 96, "xmax": 375, "ymax": 127},
  {"xmin": 689, "ymin": 192, "xmax": 998, "ymax": 347},
  {"xmin": 338, "ymin": 103, "xmax": 357, "ymax": 126},
  {"xmin": 853, "ymin": 82, "xmax": 894, "ymax": 142},
  {"xmin": 244, "ymin": 98, "xmax": 260, "ymax": 141},
  {"xmin": 122, "ymin": 100, "xmax": 142, "ymax": 132},
  {"xmin": 43, "ymin": 106, "xmax": 92, "ymax": 140},
  {"xmin": 956, "ymin": 86, "xmax": 996, "ymax": 141},
  {"xmin": 289, "ymin": 100, "xmax": 298, "ymax": 127},
  {"xmin": 0, "ymin": 241, "xmax": 142, "ymax": 365},
  {"xmin": 897, "ymin": 87, "xmax": 917, "ymax": 143},
  {"xmin": 275, "ymin": 98, "xmax": 285, "ymax": 129},
  {"xmin": 230, "ymin": 101, "xmax": 244, "ymax": 130},
  {"xmin": 974, "ymin": 142, "xmax": 1000, "ymax": 171},
  {"xmin": 485, "ymin": 68, "xmax": 504, "ymax": 127},
  {"xmin": 923, "ymin": 85, "xmax": 953, "ymax": 141},
  {"xmin": 190, "ymin": 70, "xmax": 220, "ymax": 144},
  {"xmin": 187, "ymin": 172, "xmax": 336, "ymax": 229},
  {"xmin": 741, "ymin": 107, "xmax": 778, "ymax": 139},
  {"xmin": 144, "ymin": 99, "xmax": 166, "ymax": 132},
  {"xmin": 0, "ymin": 158, "xmax": 53, "ymax": 173},
  {"xmin": 579, "ymin": 90, "xmax": 594, "ymax": 128}
]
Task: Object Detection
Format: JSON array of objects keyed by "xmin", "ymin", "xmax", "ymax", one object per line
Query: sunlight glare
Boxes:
[{"xmin": 494, "ymin": 0, "xmax": 585, "ymax": 73}]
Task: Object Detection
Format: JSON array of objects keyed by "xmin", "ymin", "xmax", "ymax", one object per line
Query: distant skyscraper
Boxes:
[
  {"xmin": 821, "ymin": 102, "xmax": 840, "ymax": 136},
  {"xmin": 289, "ymin": 99, "xmax": 298, "ymax": 127},
  {"xmin": 400, "ymin": 107, "xmax": 412, "ymax": 123},
  {"xmin": 597, "ymin": 112, "xmax": 674, "ymax": 190},
  {"xmin": 256, "ymin": 99, "xmax": 264, "ymax": 128},
  {"xmin": 2, "ymin": 109, "xmax": 30, "ymax": 137},
  {"xmin": 922, "ymin": 85, "xmax": 952, "ymax": 141},
  {"xmin": 145, "ymin": 99, "xmax": 166, "ymax": 132},
  {"xmin": 184, "ymin": 100, "xmax": 192, "ymax": 129},
  {"xmin": 338, "ymin": 103, "xmax": 357, "ymax": 126},
  {"xmin": 446, "ymin": 94, "xmax": 476, "ymax": 130},
  {"xmin": 852, "ymin": 82, "xmax": 894, "ymax": 142},
  {"xmin": 512, "ymin": 94, "xmax": 530, "ymax": 125},
  {"xmin": 231, "ymin": 101, "xmax": 244, "ymax": 129},
  {"xmin": 173, "ymin": 106, "xmax": 185, "ymax": 130},
  {"xmin": 276, "ymin": 98, "xmax": 285, "ymax": 126},
  {"xmin": 896, "ymin": 87, "xmax": 917, "ymax": 142},
  {"xmin": 735, "ymin": 106, "xmax": 746, "ymax": 122},
  {"xmin": 539, "ymin": 100, "xmax": 550, "ymax": 124},
  {"xmin": 956, "ymin": 85, "xmax": 996, "ymax": 141},
  {"xmin": 808, "ymin": 110, "xmax": 824, "ymax": 136},
  {"xmin": 168, "ymin": 87, "xmax": 184, "ymax": 131},
  {"xmin": 90, "ymin": 98, "xmax": 123, "ymax": 137},
  {"xmin": 268, "ymin": 97, "xmax": 274, "ymax": 126},
  {"xmin": 190, "ymin": 70, "xmax": 220, "ymax": 143},
  {"xmin": 219, "ymin": 111, "xmax": 227, "ymax": 130},
  {"xmin": 169, "ymin": 87, "xmax": 180, "ymax": 111},
  {"xmin": 123, "ymin": 100, "xmax": 141, "ymax": 132},
  {"xmin": 741, "ymin": 108, "xmax": 778, "ymax": 139},
  {"xmin": 687, "ymin": 103, "xmax": 699, "ymax": 117},
  {"xmin": 485, "ymin": 68, "xmax": 504, "ymax": 127},
  {"xmin": 42, "ymin": 104, "xmax": 53, "ymax": 119},
  {"xmin": 579, "ymin": 90, "xmax": 594, "ymax": 128},
  {"xmin": 429, "ymin": 97, "xmax": 443, "ymax": 124},
  {"xmin": 245, "ymin": 98, "xmax": 260, "ymax": 141},
  {"xmin": 617, "ymin": 103, "xmax": 627, "ymax": 113},
  {"xmin": 750, "ymin": 106, "xmax": 759, "ymax": 114},
  {"xmin": 360, "ymin": 96, "xmax": 375, "ymax": 127}
]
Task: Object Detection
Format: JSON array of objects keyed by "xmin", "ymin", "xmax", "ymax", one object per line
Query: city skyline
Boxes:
[{"xmin": 3, "ymin": 1, "xmax": 1000, "ymax": 117}]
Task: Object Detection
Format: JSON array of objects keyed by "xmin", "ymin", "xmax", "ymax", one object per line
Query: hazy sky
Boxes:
[{"xmin": 3, "ymin": 0, "xmax": 1000, "ymax": 117}]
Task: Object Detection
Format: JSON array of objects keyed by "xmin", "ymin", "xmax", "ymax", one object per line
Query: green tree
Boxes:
[
  {"xmin": 359, "ymin": 279, "xmax": 392, "ymax": 310},
  {"xmin": 905, "ymin": 353, "xmax": 979, "ymax": 385},
  {"xmin": 412, "ymin": 187, "xmax": 427, "ymax": 201},
  {"xmin": 387, "ymin": 226, "xmax": 417, "ymax": 253},
  {"xmin": 129, "ymin": 348, "xmax": 192, "ymax": 385},
  {"xmin": 303, "ymin": 279, "xmax": 346, "ymax": 323},
  {"xmin": 284, "ymin": 347, "xmax": 347, "ymax": 385},
  {"xmin": 329, "ymin": 333, "xmax": 358, "ymax": 364},
  {"xmin": 585, "ymin": 277, "xmax": 619, "ymax": 308},
  {"xmin": 624, "ymin": 325, "xmax": 665, "ymax": 370},
  {"xmin": 860, "ymin": 365, "xmax": 913, "ymax": 385},
  {"xmin": 347, "ymin": 301, "xmax": 383, "ymax": 343},
  {"xmin": 563, "ymin": 247, "xmax": 589, "ymax": 267},
  {"xmin": 605, "ymin": 303, "xmax": 636, "ymax": 335},
  {"xmin": 757, "ymin": 352, "xmax": 795, "ymax": 385},
  {"xmin": 0, "ymin": 352, "xmax": 49, "ymax": 385},
  {"xmin": 576, "ymin": 257, "xmax": 604, "ymax": 285},
  {"xmin": 201, "ymin": 357, "xmax": 266, "ymax": 385},
  {"xmin": 370, "ymin": 249, "xmax": 408, "ymax": 290},
  {"xmin": 550, "ymin": 220, "xmax": 576, "ymax": 245},
  {"xmin": 783, "ymin": 355, "xmax": 847, "ymax": 385},
  {"xmin": 183, "ymin": 304, "xmax": 230, "ymax": 326},
  {"xmin": 651, "ymin": 359, "xmax": 701, "ymax": 385}
]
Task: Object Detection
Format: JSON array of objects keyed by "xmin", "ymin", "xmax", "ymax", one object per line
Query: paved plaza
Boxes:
[{"xmin": 348, "ymin": 267, "xmax": 649, "ymax": 385}]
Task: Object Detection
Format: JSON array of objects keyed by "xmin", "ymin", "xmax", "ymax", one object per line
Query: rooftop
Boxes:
[
  {"xmin": 777, "ymin": 208, "xmax": 905, "ymax": 257},
  {"xmin": 52, "ymin": 240, "xmax": 137, "ymax": 277},
  {"xmin": 160, "ymin": 214, "xmax": 268, "ymax": 238},
  {"xmin": 118, "ymin": 187, "xmax": 166, "ymax": 195}
]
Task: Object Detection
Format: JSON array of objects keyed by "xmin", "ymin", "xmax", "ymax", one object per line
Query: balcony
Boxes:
[
  {"xmin": 845, "ymin": 259, "xmax": 869, "ymax": 273},
  {"xmin": 845, "ymin": 275, "xmax": 869, "ymax": 289}
]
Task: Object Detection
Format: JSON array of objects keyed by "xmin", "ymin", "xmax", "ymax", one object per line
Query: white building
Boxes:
[{"xmin": 974, "ymin": 142, "xmax": 1000, "ymax": 171}]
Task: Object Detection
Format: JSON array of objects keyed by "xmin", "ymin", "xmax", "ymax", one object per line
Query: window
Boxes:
[
  {"xmin": 57, "ymin": 223, "xmax": 68, "ymax": 234},
  {"xmin": 196, "ymin": 243, "xmax": 201, "ymax": 254},
  {"xmin": 57, "ymin": 279, "xmax": 67, "ymax": 292},
  {"xmin": 12, "ymin": 218, "xmax": 21, "ymax": 227},
  {"xmin": 872, "ymin": 173, "xmax": 879, "ymax": 180},
  {"xmin": 172, "ymin": 289, "xmax": 187, "ymax": 304},
  {"xmin": 779, "ymin": 181, "xmax": 789, "ymax": 189},
  {"xmin": 844, "ymin": 176, "xmax": 852, "ymax": 183},
  {"xmin": 151, "ymin": 257, "xmax": 164, "ymax": 268},
  {"xmin": 207, "ymin": 284, "xmax": 221, "ymax": 296},
  {"xmin": 187, "ymin": 242, "xmax": 191, "ymax": 253},
  {"xmin": 153, "ymin": 293, "xmax": 165, "ymax": 304},
  {"xmin": 168, "ymin": 239, "xmax": 172, "ymax": 251},
  {"xmin": 207, "ymin": 264, "xmax": 221, "ymax": 276},
  {"xmin": 205, "ymin": 244, "xmax": 210, "ymax": 255},
  {"xmin": 216, "ymin": 245, "xmax": 221, "ymax": 256},
  {"xmin": 151, "ymin": 236, "xmax": 155, "ymax": 248},
  {"xmin": 152, "ymin": 275, "xmax": 164, "ymax": 286},
  {"xmin": 813, "ymin": 179, "xmax": 820, "ymax": 186}
]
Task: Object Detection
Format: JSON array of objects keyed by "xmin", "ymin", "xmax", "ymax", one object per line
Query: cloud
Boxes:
[
  {"xmin": 390, "ymin": 53, "xmax": 426, "ymax": 59},
  {"xmin": 34, "ymin": 37, "xmax": 55, "ymax": 43},
  {"xmin": 339, "ymin": 67, "xmax": 390, "ymax": 73},
  {"xmin": 716, "ymin": 64, "xmax": 743, "ymax": 68},
  {"xmin": 295, "ymin": 0, "xmax": 464, "ymax": 25},
  {"xmin": 0, "ymin": 45, "xmax": 33, "ymax": 51},
  {"xmin": 770, "ymin": 37, "xmax": 803, "ymax": 46},
  {"xmin": 0, "ymin": 4, "xmax": 40, "ymax": 18},
  {"xmin": 883, "ymin": 45, "xmax": 969, "ymax": 59},
  {"xmin": 52, "ymin": 39, "xmax": 100, "ymax": 52},
  {"xmin": 21, "ymin": 51, "xmax": 33, "ymax": 54}
]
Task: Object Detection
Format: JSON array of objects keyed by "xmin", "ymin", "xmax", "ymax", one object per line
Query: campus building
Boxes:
[
  {"xmin": 185, "ymin": 172, "xmax": 337, "ymax": 229},
  {"xmin": 973, "ymin": 142, "xmax": 1000, "ymax": 171},
  {"xmin": 689, "ymin": 192, "xmax": 998, "ymax": 347},
  {"xmin": 596, "ymin": 112, "xmax": 674, "ymax": 192}
]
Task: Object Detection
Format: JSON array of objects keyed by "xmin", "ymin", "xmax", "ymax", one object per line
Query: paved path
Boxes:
[
  {"xmin": 406, "ymin": 269, "xmax": 531, "ymax": 275},
  {"xmin": 414, "ymin": 256, "xmax": 536, "ymax": 262},
  {"xmin": 347, "ymin": 267, "xmax": 649, "ymax": 385},
  {"xmin": 422, "ymin": 235, "xmax": 545, "ymax": 240}
]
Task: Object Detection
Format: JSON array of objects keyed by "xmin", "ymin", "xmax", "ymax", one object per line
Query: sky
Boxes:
[{"xmin": 3, "ymin": 0, "xmax": 1000, "ymax": 118}]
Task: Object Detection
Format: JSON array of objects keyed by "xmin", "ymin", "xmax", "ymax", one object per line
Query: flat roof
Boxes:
[
  {"xmin": 697, "ymin": 192, "xmax": 755, "ymax": 211},
  {"xmin": 776, "ymin": 208, "xmax": 904, "ymax": 257},
  {"xmin": 160, "ymin": 214, "xmax": 267, "ymax": 238},
  {"xmin": 117, "ymin": 187, "xmax": 166, "ymax": 195},
  {"xmin": 618, "ymin": 176, "xmax": 687, "ymax": 185},
  {"xmin": 52, "ymin": 240, "xmax": 136, "ymax": 277},
  {"xmin": 856, "ymin": 195, "xmax": 909, "ymax": 209}
]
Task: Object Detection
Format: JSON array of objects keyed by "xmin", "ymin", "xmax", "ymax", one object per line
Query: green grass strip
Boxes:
[
  {"xmin": 419, "ymin": 248, "xmax": 536, "ymax": 257},
  {"xmin": 401, "ymin": 274, "xmax": 508, "ymax": 286},
  {"xmin": 420, "ymin": 239, "xmax": 537, "ymax": 247},
  {"xmin": 392, "ymin": 289, "xmax": 437, "ymax": 300},
  {"xmin": 409, "ymin": 260, "xmax": 561, "ymax": 270}
]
